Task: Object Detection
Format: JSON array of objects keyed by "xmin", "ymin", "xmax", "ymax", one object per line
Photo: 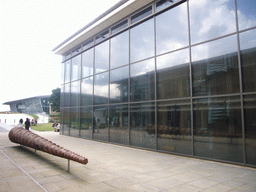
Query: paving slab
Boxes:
[{"xmin": 0, "ymin": 131, "xmax": 255, "ymax": 192}]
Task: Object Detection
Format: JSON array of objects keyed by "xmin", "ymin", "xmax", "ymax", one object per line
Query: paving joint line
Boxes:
[{"xmin": 0, "ymin": 150, "xmax": 48, "ymax": 192}]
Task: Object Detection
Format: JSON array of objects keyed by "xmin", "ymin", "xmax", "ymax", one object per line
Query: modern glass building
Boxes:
[{"xmin": 53, "ymin": 0, "xmax": 256, "ymax": 167}]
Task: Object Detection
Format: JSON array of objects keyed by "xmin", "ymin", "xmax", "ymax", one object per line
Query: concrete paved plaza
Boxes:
[{"xmin": 0, "ymin": 127, "xmax": 255, "ymax": 191}]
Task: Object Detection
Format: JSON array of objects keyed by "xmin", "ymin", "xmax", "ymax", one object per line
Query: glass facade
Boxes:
[{"xmin": 60, "ymin": 0, "xmax": 256, "ymax": 166}]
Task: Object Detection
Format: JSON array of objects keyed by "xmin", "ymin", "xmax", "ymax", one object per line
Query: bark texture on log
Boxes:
[{"xmin": 8, "ymin": 127, "xmax": 88, "ymax": 165}]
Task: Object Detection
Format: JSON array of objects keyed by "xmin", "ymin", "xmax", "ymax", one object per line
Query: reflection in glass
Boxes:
[
  {"xmin": 81, "ymin": 77, "xmax": 93, "ymax": 106},
  {"xmin": 157, "ymin": 49, "xmax": 190, "ymax": 99},
  {"xmin": 60, "ymin": 85, "xmax": 64, "ymax": 108},
  {"xmin": 130, "ymin": 58, "xmax": 155, "ymax": 102},
  {"xmin": 94, "ymin": 72, "xmax": 109, "ymax": 105},
  {"xmin": 80, "ymin": 107, "xmax": 93, "ymax": 139},
  {"xmin": 60, "ymin": 110, "xmax": 64, "ymax": 134},
  {"xmin": 64, "ymin": 83, "xmax": 70, "ymax": 107},
  {"xmin": 63, "ymin": 108, "xmax": 70, "ymax": 135},
  {"xmin": 70, "ymin": 80, "xmax": 80, "ymax": 107},
  {"xmin": 111, "ymin": 20, "xmax": 128, "ymax": 34},
  {"xmin": 189, "ymin": 0, "xmax": 236, "ymax": 44},
  {"xmin": 82, "ymin": 38, "xmax": 94, "ymax": 50},
  {"xmin": 95, "ymin": 30, "xmax": 109, "ymax": 44},
  {"xmin": 65, "ymin": 59, "xmax": 71, "ymax": 83},
  {"xmin": 72, "ymin": 45, "xmax": 82, "ymax": 56},
  {"xmin": 71, "ymin": 54, "xmax": 81, "ymax": 81},
  {"xmin": 130, "ymin": 102, "xmax": 155, "ymax": 149},
  {"xmin": 93, "ymin": 105, "xmax": 108, "ymax": 141},
  {"xmin": 130, "ymin": 18, "xmax": 154, "ymax": 62},
  {"xmin": 131, "ymin": 6, "xmax": 152, "ymax": 24},
  {"xmin": 244, "ymin": 95, "xmax": 256, "ymax": 165},
  {"xmin": 70, "ymin": 107, "xmax": 80, "ymax": 137},
  {"xmin": 193, "ymin": 96, "xmax": 243, "ymax": 162},
  {"xmin": 239, "ymin": 29, "xmax": 256, "ymax": 92},
  {"xmin": 156, "ymin": 2, "xmax": 188, "ymax": 55},
  {"xmin": 61, "ymin": 62, "xmax": 65, "ymax": 84},
  {"xmin": 82, "ymin": 48, "xmax": 93, "ymax": 78},
  {"xmin": 110, "ymin": 31, "xmax": 129, "ymax": 69},
  {"xmin": 237, "ymin": 0, "xmax": 256, "ymax": 31},
  {"xmin": 157, "ymin": 99, "xmax": 191, "ymax": 155},
  {"xmin": 156, "ymin": 0, "xmax": 180, "ymax": 11},
  {"xmin": 110, "ymin": 105, "xmax": 128, "ymax": 145},
  {"xmin": 95, "ymin": 41, "xmax": 109, "ymax": 74},
  {"xmin": 192, "ymin": 35, "xmax": 240, "ymax": 96},
  {"xmin": 110, "ymin": 66, "xmax": 129, "ymax": 103}
]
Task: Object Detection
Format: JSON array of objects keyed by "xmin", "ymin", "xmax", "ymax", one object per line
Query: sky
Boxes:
[{"xmin": 0, "ymin": 0, "xmax": 120, "ymax": 111}]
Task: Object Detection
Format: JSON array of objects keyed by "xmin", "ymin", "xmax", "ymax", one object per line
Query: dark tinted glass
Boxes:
[
  {"xmin": 110, "ymin": 104, "xmax": 129, "ymax": 145},
  {"xmin": 64, "ymin": 83, "xmax": 70, "ymax": 107},
  {"xmin": 80, "ymin": 106, "xmax": 93, "ymax": 139},
  {"xmin": 237, "ymin": 0, "xmax": 256, "ymax": 31},
  {"xmin": 244, "ymin": 95, "xmax": 256, "ymax": 165},
  {"xmin": 95, "ymin": 41, "xmax": 109, "ymax": 74},
  {"xmin": 82, "ymin": 38, "xmax": 94, "ymax": 50},
  {"xmin": 156, "ymin": 2, "xmax": 188, "ymax": 55},
  {"xmin": 110, "ymin": 31, "xmax": 129, "ymax": 69},
  {"xmin": 81, "ymin": 77, "xmax": 93, "ymax": 106},
  {"xmin": 193, "ymin": 96, "xmax": 243, "ymax": 162},
  {"xmin": 70, "ymin": 80, "xmax": 80, "ymax": 107},
  {"xmin": 130, "ymin": 58, "xmax": 155, "ymax": 102},
  {"xmin": 192, "ymin": 35, "xmax": 240, "ymax": 96},
  {"xmin": 110, "ymin": 66, "xmax": 129, "ymax": 103},
  {"xmin": 156, "ymin": 0, "xmax": 180, "ymax": 11},
  {"xmin": 65, "ymin": 59, "xmax": 71, "ymax": 83},
  {"xmin": 95, "ymin": 30, "xmax": 109, "ymax": 44},
  {"xmin": 131, "ymin": 6, "xmax": 152, "ymax": 24},
  {"xmin": 157, "ymin": 99, "xmax": 191, "ymax": 155},
  {"xmin": 130, "ymin": 18, "xmax": 154, "ymax": 62},
  {"xmin": 240, "ymin": 29, "xmax": 256, "ymax": 92},
  {"xmin": 82, "ymin": 48, "xmax": 93, "ymax": 78},
  {"xmin": 94, "ymin": 72, "xmax": 109, "ymax": 105},
  {"xmin": 71, "ymin": 54, "xmax": 81, "ymax": 81},
  {"xmin": 63, "ymin": 108, "xmax": 70, "ymax": 135},
  {"xmin": 156, "ymin": 48, "xmax": 190, "ymax": 99},
  {"xmin": 189, "ymin": 0, "xmax": 236, "ymax": 44},
  {"xmin": 93, "ymin": 105, "xmax": 108, "ymax": 141},
  {"xmin": 70, "ymin": 107, "xmax": 80, "ymax": 137},
  {"xmin": 130, "ymin": 102, "xmax": 155, "ymax": 149},
  {"xmin": 111, "ymin": 20, "xmax": 128, "ymax": 34}
]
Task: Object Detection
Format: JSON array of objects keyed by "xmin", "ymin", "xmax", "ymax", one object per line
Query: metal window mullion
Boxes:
[
  {"xmin": 92, "ymin": 46, "xmax": 95, "ymax": 140},
  {"xmin": 108, "ymin": 39, "xmax": 111, "ymax": 142},
  {"xmin": 234, "ymin": 0, "xmax": 246, "ymax": 165},
  {"xmin": 128, "ymin": 27, "xmax": 131, "ymax": 146},
  {"xmin": 187, "ymin": 0, "xmax": 194, "ymax": 156},
  {"xmin": 154, "ymin": 14, "xmax": 157, "ymax": 151}
]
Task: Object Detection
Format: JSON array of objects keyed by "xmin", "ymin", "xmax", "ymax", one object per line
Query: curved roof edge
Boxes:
[{"xmin": 3, "ymin": 95, "xmax": 50, "ymax": 105}]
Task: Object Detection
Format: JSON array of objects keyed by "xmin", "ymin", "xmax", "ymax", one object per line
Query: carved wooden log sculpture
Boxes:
[{"xmin": 8, "ymin": 127, "xmax": 88, "ymax": 165}]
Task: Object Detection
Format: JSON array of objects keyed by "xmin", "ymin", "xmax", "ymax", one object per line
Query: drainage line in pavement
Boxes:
[{"xmin": 0, "ymin": 150, "xmax": 48, "ymax": 192}]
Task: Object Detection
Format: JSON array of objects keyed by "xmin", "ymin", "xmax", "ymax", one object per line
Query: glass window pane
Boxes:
[
  {"xmin": 82, "ymin": 38, "xmax": 94, "ymax": 50},
  {"xmin": 65, "ymin": 59, "xmax": 71, "ymax": 83},
  {"xmin": 130, "ymin": 18, "xmax": 154, "ymax": 62},
  {"xmin": 70, "ymin": 80, "xmax": 80, "ymax": 107},
  {"xmin": 64, "ymin": 51, "xmax": 71, "ymax": 60},
  {"xmin": 110, "ymin": 31, "xmax": 129, "ymax": 69},
  {"xmin": 244, "ymin": 94, "xmax": 256, "ymax": 165},
  {"xmin": 193, "ymin": 96, "xmax": 243, "ymax": 163},
  {"xmin": 93, "ymin": 105, "xmax": 108, "ymax": 142},
  {"xmin": 239, "ymin": 29, "xmax": 256, "ymax": 92},
  {"xmin": 156, "ymin": 48, "xmax": 190, "ymax": 99},
  {"xmin": 71, "ymin": 54, "xmax": 81, "ymax": 81},
  {"xmin": 72, "ymin": 45, "xmax": 82, "ymax": 56},
  {"xmin": 157, "ymin": 99, "xmax": 191, "ymax": 155},
  {"xmin": 156, "ymin": 0, "xmax": 180, "ymax": 11},
  {"xmin": 94, "ymin": 72, "xmax": 109, "ymax": 105},
  {"xmin": 95, "ymin": 30, "xmax": 109, "ymax": 44},
  {"xmin": 189, "ymin": 0, "xmax": 236, "ymax": 44},
  {"xmin": 63, "ymin": 108, "xmax": 70, "ymax": 135},
  {"xmin": 80, "ymin": 106, "xmax": 93, "ymax": 139},
  {"xmin": 110, "ymin": 66, "xmax": 129, "ymax": 103},
  {"xmin": 64, "ymin": 83, "xmax": 70, "ymax": 107},
  {"xmin": 60, "ymin": 85, "xmax": 64, "ymax": 108},
  {"xmin": 192, "ymin": 35, "xmax": 240, "ymax": 96},
  {"xmin": 95, "ymin": 41, "xmax": 109, "ymax": 74},
  {"xmin": 130, "ymin": 102, "xmax": 155, "ymax": 149},
  {"xmin": 111, "ymin": 20, "xmax": 128, "ymax": 34},
  {"xmin": 70, "ymin": 107, "xmax": 80, "ymax": 137},
  {"xmin": 110, "ymin": 104, "xmax": 129, "ymax": 145},
  {"xmin": 82, "ymin": 48, "xmax": 94, "ymax": 78},
  {"xmin": 156, "ymin": 2, "xmax": 188, "ymax": 55},
  {"xmin": 131, "ymin": 6, "xmax": 152, "ymax": 24},
  {"xmin": 81, "ymin": 77, "xmax": 93, "ymax": 106},
  {"xmin": 61, "ymin": 62, "xmax": 65, "ymax": 84},
  {"xmin": 237, "ymin": 0, "xmax": 256, "ymax": 31},
  {"xmin": 130, "ymin": 58, "xmax": 155, "ymax": 102}
]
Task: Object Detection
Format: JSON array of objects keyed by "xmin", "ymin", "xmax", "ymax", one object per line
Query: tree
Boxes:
[{"xmin": 49, "ymin": 88, "xmax": 60, "ymax": 112}]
